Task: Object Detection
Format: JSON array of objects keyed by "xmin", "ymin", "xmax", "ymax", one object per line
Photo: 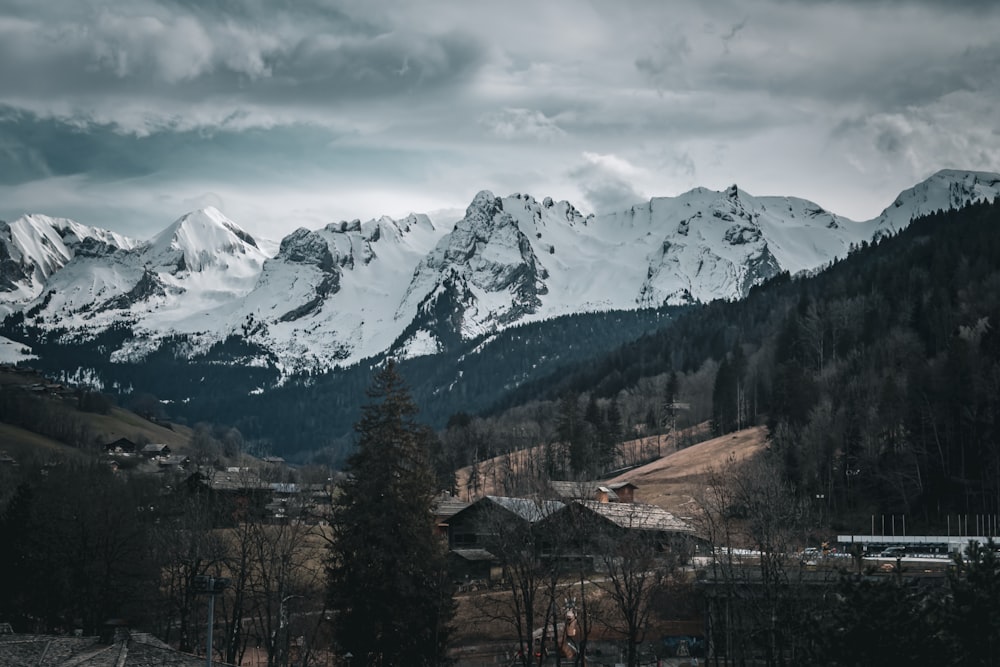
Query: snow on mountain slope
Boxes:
[
  {"xmin": 242, "ymin": 213, "xmax": 442, "ymax": 371},
  {"xmin": 26, "ymin": 208, "xmax": 270, "ymax": 360},
  {"xmin": 145, "ymin": 207, "xmax": 266, "ymax": 274},
  {"xmin": 0, "ymin": 214, "xmax": 139, "ymax": 312},
  {"xmin": 0, "ymin": 334, "xmax": 35, "ymax": 363},
  {"xmin": 394, "ymin": 183, "xmax": 859, "ymax": 352},
  {"xmin": 4, "ymin": 169, "xmax": 999, "ymax": 374},
  {"xmin": 869, "ymin": 169, "xmax": 1000, "ymax": 239}
]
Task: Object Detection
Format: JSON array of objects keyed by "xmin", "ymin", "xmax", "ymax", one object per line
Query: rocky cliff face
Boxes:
[{"xmin": 400, "ymin": 191, "xmax": 550, "ymax": 343}]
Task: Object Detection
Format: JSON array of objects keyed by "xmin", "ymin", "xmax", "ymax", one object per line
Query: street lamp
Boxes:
[{"xmin": 193, "ymin": 574, "xmax": 230, "ymax": 667}]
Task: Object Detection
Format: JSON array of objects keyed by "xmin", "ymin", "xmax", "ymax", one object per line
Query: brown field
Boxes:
[{"xmin": 607, "ymin": 425, "xmax": 769, "ymax": 521}]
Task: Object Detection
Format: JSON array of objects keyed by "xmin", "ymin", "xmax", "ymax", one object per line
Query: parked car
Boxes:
[
  {"xmin": 800, "ymin": 547, "xmax": 821, "ymax": 565},
  {"xmin": 880, "ymin": 546, "xmax": 906, "ymax": 558}
]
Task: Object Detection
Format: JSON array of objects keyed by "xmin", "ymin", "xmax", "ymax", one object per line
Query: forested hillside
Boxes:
[{"xmin": 476, "ymin": 198, "xmax": 1000, "ymax": 525}]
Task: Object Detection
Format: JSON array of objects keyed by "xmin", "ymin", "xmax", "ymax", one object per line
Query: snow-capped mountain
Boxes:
[
  {"xmin": 2, "ymin": 169, "xmax": 998, "ymax": 375},
  {"xmin": 242, "ymin": 213, "xmax": 441, "ymax": 371},
  {"xmin": 0, "ymin": 214, "xmax": 139, "ymax": 312},
  {"xmin": 871, "ymin": 169, "xmax": 1000, "ymax": 239}
]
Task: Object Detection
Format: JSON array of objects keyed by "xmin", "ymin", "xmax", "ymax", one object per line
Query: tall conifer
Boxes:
[{"xmin": 326, "ymin": 361, "xmax": 455, "ymax": 666}]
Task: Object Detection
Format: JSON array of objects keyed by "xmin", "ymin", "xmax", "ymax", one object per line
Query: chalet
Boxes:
[
  {"xmin": 102, "ymin": 437, "xmax": 138, "ymax": 454},
  {"xmin": 157, "ymin": 454, "xmax": 191, "ymax": 470},
  {"xmin": 168, "ymin": 471, "xmax": 272, "ymax": 527},
  {"xmin": 538, "ymin": 499, "xmax": 703, "ymax": 558},
  {"xmin": 446, "ymin": 496, "xmax": 563, "ymax": 584},
  {"xmin": 140, "ymin": 443, "xmax": 171, "ymax": 458},
  {"xmin": 447, "ymin": 495, "xmax": 565, "ymax": 551}
]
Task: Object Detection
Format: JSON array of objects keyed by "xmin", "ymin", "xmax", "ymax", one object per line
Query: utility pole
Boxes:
[{"xmin": 194, "ymin": 574, "xmax": 231, "ymax": 667}]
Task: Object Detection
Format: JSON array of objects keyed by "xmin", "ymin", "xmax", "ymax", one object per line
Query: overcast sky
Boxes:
[{"xmin": 1, "ymin": 0, "xmax": 998, "ymax": 240}]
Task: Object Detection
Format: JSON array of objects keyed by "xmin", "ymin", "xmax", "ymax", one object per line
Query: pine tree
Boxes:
[{"xmin": 326, "ymin": 361, "xmax": 455, "ymax": 666}]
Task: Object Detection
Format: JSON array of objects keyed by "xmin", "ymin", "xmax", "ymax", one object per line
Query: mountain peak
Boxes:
[
  {"xmin": 466, "ymin": 190, "xmax": 502, "ymax": 221},
  {"xmin": 929, "ymin": 168, "xmax": 1000, "ymax": 183},
  {"xmin": 147, "ymin": 207, "xmax": 265, "ymax": 273},
  {"xmin": 872, "ymin": 168, "xmax": 1000, "ymax": 237}
]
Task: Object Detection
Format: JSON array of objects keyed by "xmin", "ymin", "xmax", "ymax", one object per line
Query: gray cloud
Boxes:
[
  {"xmin": 1, "ymin": 0, "xmax": 999, "ymax": 234},
  {"xmin": 479, "ymin": 108, "xmax": 566, "ymax": 141},
  {"xmin": 0, "ymin": 0, "xmax": 485, "ymax": 135},
  {"xmin": 568, "ymin": 153, "xmax": 648, "ymax": 214}
]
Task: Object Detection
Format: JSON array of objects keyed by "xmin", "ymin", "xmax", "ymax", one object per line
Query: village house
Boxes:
[
  {"xmin": 538, "ymin": 499, "xmax": 702, "ymax": 560},
  {"xmin": 446, "ymin": 496, "xmax": 564, "ymax": 583},
  {"xmin": 447, "ymin": 496, "xmax": 565, "ymax": 551},
  {"xmin": 102, "ymin": 437, "xmax": 138, "ymax": 455},
  {"xmin": 548, "ymin": 479, "xmax": 638, "ymax": 503},
  {"xmin": 140, "ymin": 443, "xmax": 171, "ymax": 458},
  {"xmin": 443, "ymin": 482, "xmax": 704, "ymax": 583},
  {"xmin": 156, "ymin": 454, "xmax": 191, "ymax": 471}
]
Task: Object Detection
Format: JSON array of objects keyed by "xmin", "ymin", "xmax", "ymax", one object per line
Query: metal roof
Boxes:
[
  {"xmin": 486, "ymin": 496, "xmax": 565, "ymax": 522},
  {"xmin": 574, "ymin": 500, "xmax": 693, "ymax": 533}
]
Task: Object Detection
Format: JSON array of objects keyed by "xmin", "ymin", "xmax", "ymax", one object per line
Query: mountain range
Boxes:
[{"xmin": 2, "ymin": 169, "xmax": 999, "ymax": 380}]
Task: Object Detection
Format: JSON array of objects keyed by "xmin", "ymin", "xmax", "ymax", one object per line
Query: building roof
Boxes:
[
  {"xmin": 549, "ymin": 480, "xmax": 617, "ymax": 500},
  {"xmin": 208, "ymin": 470, "xmax": 269, "ymax": 492},
  {"xmin": 607, "ymin": 481, "xmax": 638, "ymax": 491},
  {"xmin": 450, "ymin": 548, "xmax": 496, "ymax": 562},
  {"xmin": 486, "ymin": 496, "xmax": 565, "ymax": 522},
  {"xmin": 0, "ymin": 632, "xmax": 233, "ymax": 666},
  {"xmin": 549, "ymin": 480, "xmax": 638, "ymax": 501},
  {"xmin": 433, "ymin": 493, "xmax": 470, "ymax": 519},
  {"xmin": 157, "ymin": 455, "xmax": 190, "ymax": 467},
  {"xmin": 103, "ymin": 437, "xmax": 137, "ymax": 450},
  {"xmin": 574, "ymin": 500, "xmax": 693, "ymax": 533}
]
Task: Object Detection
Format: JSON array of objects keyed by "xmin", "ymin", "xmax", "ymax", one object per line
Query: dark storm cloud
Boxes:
[
  {"xmin": 0, "ymin": 0, "xmax": 485, "ymax": 132},
  {"xmin": 0, "ymin": 108, "xmax": 437, "ymax": 188},
  {"xmin": 282, "ymin": 30, "xmax": 482, "ymax": 101},
  {"xmin": 0, "ymin": 109, "xmax": 156, "ymax": 184}
]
